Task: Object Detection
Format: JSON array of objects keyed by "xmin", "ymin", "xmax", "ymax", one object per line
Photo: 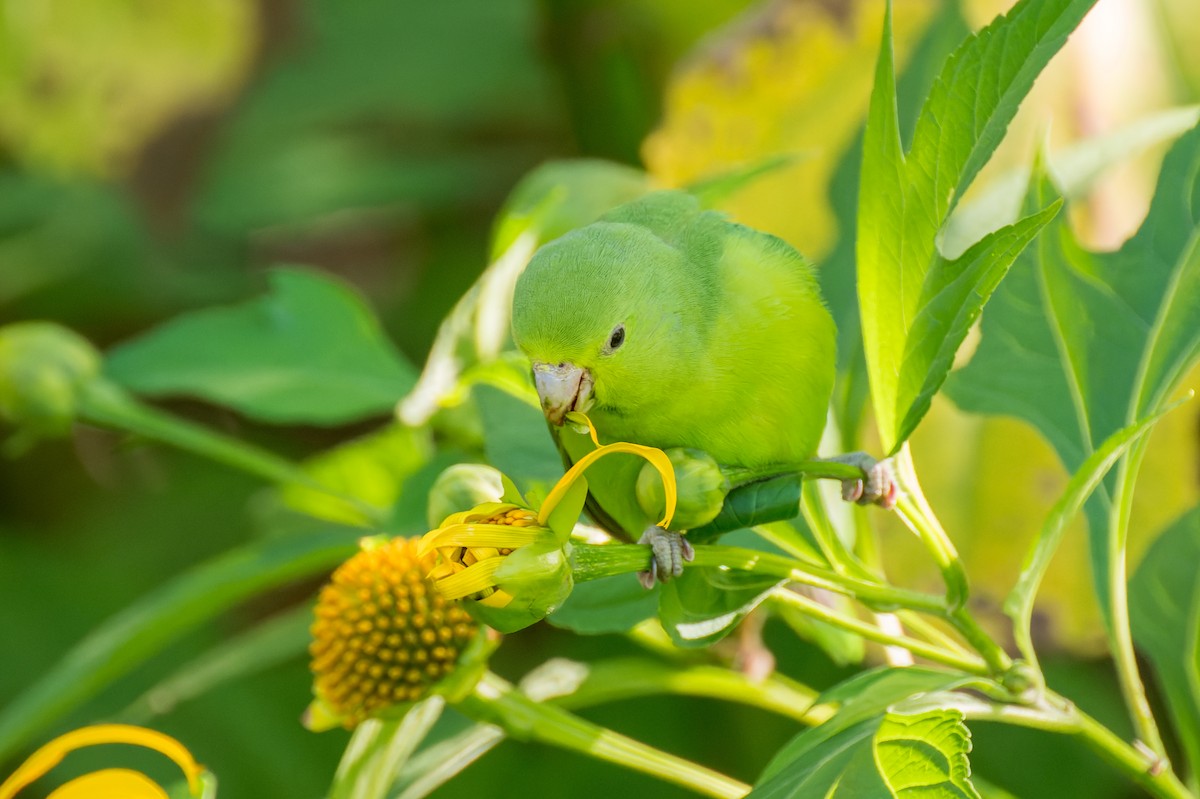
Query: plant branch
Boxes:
[
  {"xmin": 79, "ymin": 381, "xmax": 383, "ymax": 526},
  {"xmin": 462, "ymin": 672, "xmax": 749, "ymax": 799},
  {"xmin": 569, "ymin": 542, "xmax": 947, "ymax": 614},
  {"xmin": 1108, "ymin": 442, "xmax": 1168, "ymax": 759},
  {"xmin": 768, "ymin": 589, "xmax": 989, "ymax": 675}
]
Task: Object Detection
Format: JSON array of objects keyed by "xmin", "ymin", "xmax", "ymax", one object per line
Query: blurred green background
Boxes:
[{"xmin": 2, "ymin": 0, "xmax": 1198, "ymax": 796}]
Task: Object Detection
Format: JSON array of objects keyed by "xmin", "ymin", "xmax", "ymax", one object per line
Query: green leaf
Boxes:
[
  {"xmin": 943, "ymin": 105, "xmax": 1200, "ymax": 257},
  {"xmin": 946, "ymin": 124, "xmax": 1200, "ymax": 622},
  {"xmin": 392, "ymin": 723, "xmax": 506, "ymax": 799},
  {"xmin": 758, "ymin": 667, "xmax": 972, "ymax": 785},
  {"xmin": 689, "ymin": 473, "xmax": 803, "ymax": 543},
  {"xmin": 752, "ymin": 708, "xmax": 980, "ymax": 799},
  {"xmin": 858, "ymin": 0, "xmax": 1096, "ymax": 453},
  {"xmin": 329, "ymin": 697, "xmax": 446, "ymax": 799},
  {"xmin": 474, "ymin": 384, "xmax": 563, "ymax": 493},
  {"xmin": 1005, "ymin": 405, "xmax": 1178, "ymax": 664},
  {"xmin": 750, "ymin": 719, "xmax": 888, "ymax": 798},
  {"xmin": 874, "ymin": 710, "xmax": 980, "ymax": 799},
  {"xmin": 0, "ymin": 525, "xmax": 361, "ymax": 760},
  {"xmin": 894, "ymin": 201, "xmax": 1061, "ymax": 443},
  {"xmin": 548, "ymin": 574, "xmax": 657, "ymax": 635},
  {"xmin": 820, "ymin": 2, "xmax": 970, "ymax": 450},
  {"xmin": 658, "ymin": 567, "xmax": 782, "ymax": 648},
  {"xmin": 279, "ymin": 424, "xmax": 432, "ymax": 527},
  {"xmin": 106, "ymin": 268, "xmax": 415, "ymax": 425},
  {"xmin": 1131, "ymin": 505, "xmax": 1200, "ymax": 782}
]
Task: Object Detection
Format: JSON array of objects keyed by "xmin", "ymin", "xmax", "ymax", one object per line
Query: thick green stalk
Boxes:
[
  {"xmin": 569, "ymin": 542, "xmax": 947, "ymax": 614},
  {"xmin": 965, "ymin": 691, "xmax": 1191, "ymax": 799},
  {"xmin": 1074, "ymin": 705, "xmax": 1190, "ymax": 799},
  {"xmin": 892, "ymin": 445, "xmax": 968, "ymax": 609},
  {"xmin": 768, "ymin": 590, "xmax": 989, "ymax": 676},
  {"xmin": 462, "ymin": 672, "xmax": 749, "ymax": 799},
  {"xmin": 552, "ymin": 658, "xmax": 830, "ymax": 726},
  {"xmin": 890, "ymin": 447, "xmax": 1012, "ymax": 676},
  {"xmin": 78, "ymin": 380, "xmax": 382, "ymax": 526},
  {"xmin": 1107, "ymin": 442, "xmax": 1168, "ymax": 759}
]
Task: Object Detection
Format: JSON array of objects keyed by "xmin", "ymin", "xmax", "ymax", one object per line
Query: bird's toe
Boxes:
[{"xmin": 637, "ymin": 526, "xmax": 694, "ymax": 587}]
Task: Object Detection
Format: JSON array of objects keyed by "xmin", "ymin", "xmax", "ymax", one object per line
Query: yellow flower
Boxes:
[
  {"xmin": 306, "ymin": 536, "xmax": 482, "ymax": 731},
  {"xmin": 419, "ymin": 412, "xmax": 677, "ymax": 632},
  {"xmin": 0, "ymin": 724, "xmax": 205, "ymax": 799}
]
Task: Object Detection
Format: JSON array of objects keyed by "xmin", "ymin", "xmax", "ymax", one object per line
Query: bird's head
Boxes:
[{"xmin": 511, "ymin": 215, "xmax": 711, "ymax": 426}]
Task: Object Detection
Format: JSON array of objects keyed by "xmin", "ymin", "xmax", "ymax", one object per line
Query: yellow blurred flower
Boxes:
[{"xmin": 0, "ymin": 724, "xmax": 204, "ymax": 799}]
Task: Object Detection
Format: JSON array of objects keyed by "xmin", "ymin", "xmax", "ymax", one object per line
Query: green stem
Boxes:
[
  {"xmin": 1108, "ymin": 443, "xmax": 1168, "ymax": 759},
  {"xmin": 890, "ymin": 447, "xmax": 1013, "ymax": 676},
  {"xmin": 768, "ymin": 589, "xmax": 989, "ymax": 675},
  {"xmin": 1074, "ymin": 706, "xmax": 1190, "ymax": 799},
  {"xmin": 569, "ymin": 542, "xmax": 947, "ymax": 614},
  {"xmin": 893, "ymin": 447, "xmax": 968, "ymax": 610},
  {"xmin": 78, "ymin": 380, "xmax": 382, "ymax": 526},
  {"xmin": 968, "ymin": 690, "xmax": 1191, "ymax": 799},
  {"xmin": 800, "ymin": 480, "xmax": 875, "ymax": 580},
  {"xmin": 894, "ymin": 611, "xmax": 974, "ymax": 658},
  {"xmin": 462, "ymin": 672, "xmax": 749, "ymax": 799},
  {"xmin": 551, "ymin": 658, "xmax": 831, "ymax": 726}
]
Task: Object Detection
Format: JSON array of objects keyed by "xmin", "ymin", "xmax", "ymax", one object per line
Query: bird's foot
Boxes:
[
  {"xmin": 637, "ymin": 526, "xmax": 695, "ymax": 589},
  {"xmin": 827, "ymin": 452, "xmax": 899, "ymax": 510}
]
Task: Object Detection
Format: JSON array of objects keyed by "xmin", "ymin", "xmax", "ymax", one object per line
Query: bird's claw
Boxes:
[
  {"xmin": 831, "ymin": 452, "xmax": 899, "ymax": 510},
  {"xmin": 637, "ymin": 526, "xmax": 695, "ymax": 589}
]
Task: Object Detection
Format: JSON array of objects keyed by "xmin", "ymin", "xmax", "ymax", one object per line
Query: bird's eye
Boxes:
[{"xmin": 607, "ymin": 324, "xmax": 626, "ymax": 352}]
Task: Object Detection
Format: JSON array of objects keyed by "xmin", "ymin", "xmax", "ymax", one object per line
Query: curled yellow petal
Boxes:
[
  {"xmin": 433, "ymin": 556, "xmax": 506, "ymax": 601},
  {"xmin": 0, "ymin": 724, "xmax": 203, "ymax": 799},
  {"xmin": 418, "ymin": 523, "xmax": 542, "ymax": 558},
  {"xmin": 543, "ymin": 413, "xmax": 677, "ymax": 529}
]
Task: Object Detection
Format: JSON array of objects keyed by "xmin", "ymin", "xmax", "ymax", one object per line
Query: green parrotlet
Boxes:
[{"xmin": 511, "ymin": 191, "xmax": 894, "ymax": 585}]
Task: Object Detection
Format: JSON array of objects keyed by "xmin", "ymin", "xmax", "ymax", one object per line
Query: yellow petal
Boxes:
[
  {"xmin": 435, "ymin": 502, "xmax": 517, "ymax": 529},
  {"xmin": 476, "ymin": 589, "xmax": 514, "ymax": 608},
  {"xmin": 49, "ymin": 769, "xmax": 166, "ymax": 799},
  {"xmin": 431, "ymin": 557, "xmax": 505, "ymax": 601},
  {"xmin": 302, "ymin": 696, "xmax": 345, "ymax": 733},
  {"xmin": 0, "ymin": 725, "xmax": 202, "ymax": 799},
  {"xmin": 542, "ymin": 414, "xmax": 677, "ymax": 529},
  {"xmin": 418, "ymin": 524, "xmax": 542, "ymax": 557}
]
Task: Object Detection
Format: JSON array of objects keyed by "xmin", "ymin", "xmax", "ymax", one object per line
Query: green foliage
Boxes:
[
  {"xmin": 4, "ymin": 0, "xmax": 1200, "ymax": 797},
  {"xmin": 753, "ymin": 669, "xmax": 976, "ymax": 797},
  {"xmin": 548, "ymin": 575, "xmax": 659, "ymax": 634},
  {"xmin": 0, "ymin": 525, "xmax": 361, "ymax": 761},
  {"xmin": 947, "ymin": 125, "xmax": 1200, "ymax": 623},
  {"xmin": 1131, "ymin": 506, "xmax": 1200, "ymax": 783},
  {"xmin": 659, "ymin": 568, "xmax": 782, "ymax": 648},
  {"xmin": 106, "ymin": 269, "xmax": 416, "ymax": 425},
  {"xmin": 858, "ymin": 0, "xmax": 1094, "ymax": 453}
]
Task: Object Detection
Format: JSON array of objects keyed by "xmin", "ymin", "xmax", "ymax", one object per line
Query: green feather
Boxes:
[{"xmin": 513, "ymin": 190, "xmax": 836, "ymax": 537}]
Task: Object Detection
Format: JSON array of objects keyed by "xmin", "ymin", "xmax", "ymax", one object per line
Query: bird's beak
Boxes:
[{"xmin": 532, "ymin": 361, "xmax": 594, "ymax": 425}]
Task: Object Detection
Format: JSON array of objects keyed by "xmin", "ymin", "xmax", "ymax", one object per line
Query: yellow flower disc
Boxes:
[{"xmin": 309, "ymin": 537, "xmax": 478, "ymax": 727}]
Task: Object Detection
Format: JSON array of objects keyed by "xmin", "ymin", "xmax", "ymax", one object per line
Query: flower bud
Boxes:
[
  {"xmin": 426, "ymin": 463, "xmax": 504, "ymax": 529},
  {"xmin": 636, "ymin": 447, "xmax": 728, "ymax": 530},
  {"xmin": 0, "ymin": 322, "xmax": 100, "ymax": 436},
  {"xmin": 421, "ymin": 504, "xmax": 573, "ymax": 634}
]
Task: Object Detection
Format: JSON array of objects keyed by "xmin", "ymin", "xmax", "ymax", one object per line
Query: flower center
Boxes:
[{"xmin": 309, "ymin": 537, "xmax": 478, "ymax": 727}]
